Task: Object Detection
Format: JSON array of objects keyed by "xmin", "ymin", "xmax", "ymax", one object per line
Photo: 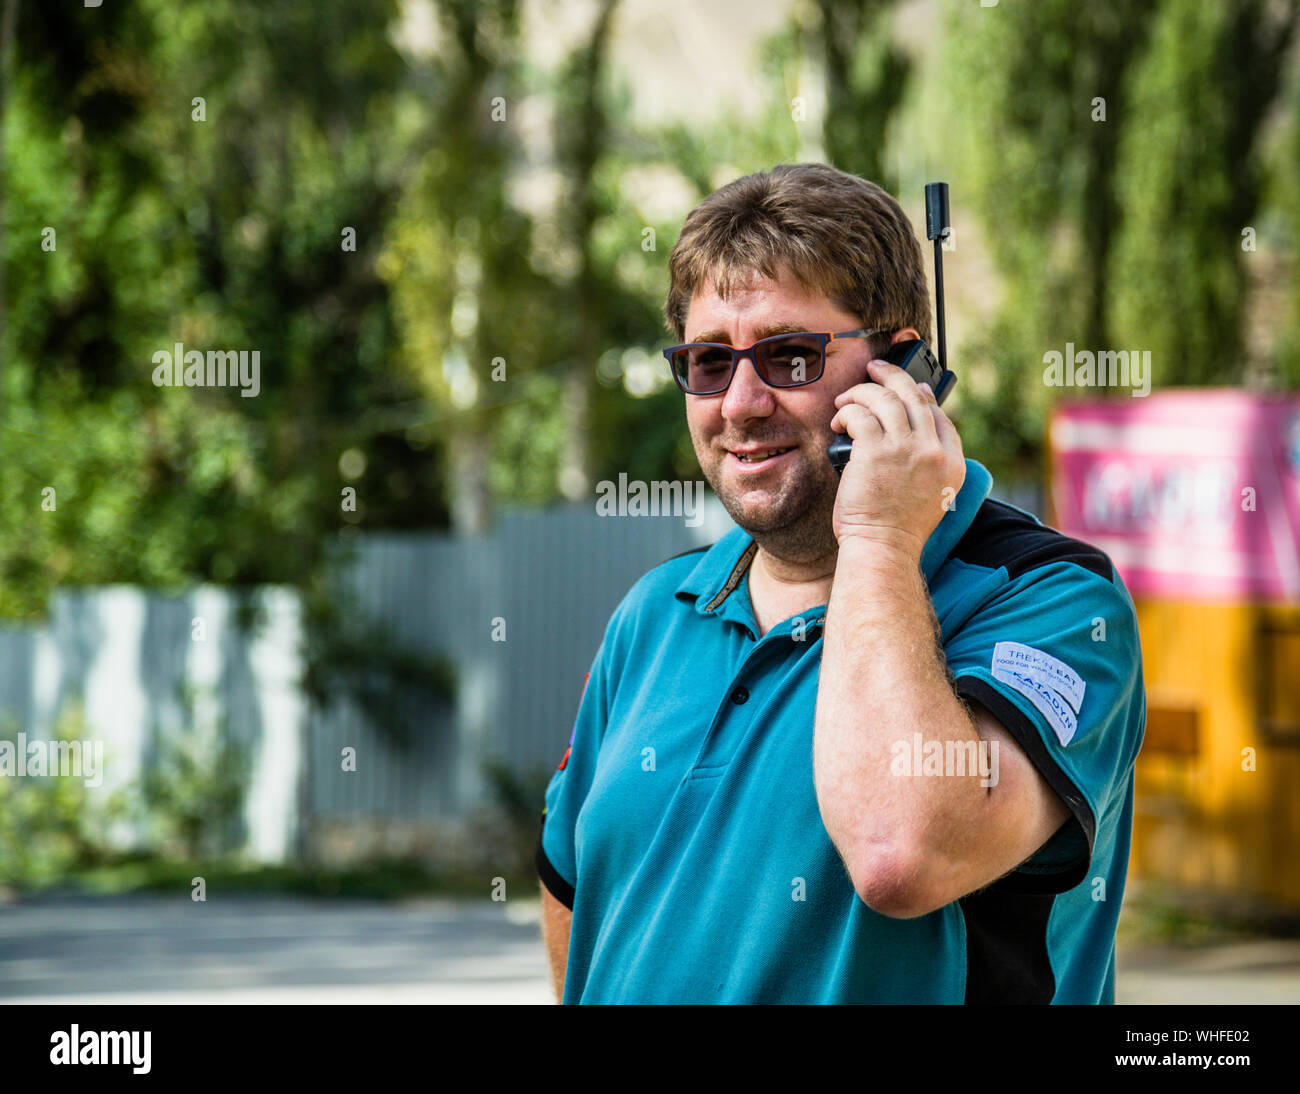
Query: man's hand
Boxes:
[{"xmin": 828, "ymin": 359, "xmax": 966, "ymax": 561}]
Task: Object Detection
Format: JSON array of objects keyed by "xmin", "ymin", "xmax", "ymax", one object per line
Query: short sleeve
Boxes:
[
  {"xmin": 535, "ymin": 638, "xmax": 613, "ymax": 910},
  {"xmin": 943, "ymin": 561, "xmax": 1145, "ymax": 893}
]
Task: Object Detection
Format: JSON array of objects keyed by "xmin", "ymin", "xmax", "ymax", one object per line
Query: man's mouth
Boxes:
[{"xmin": 728, "ymin": 445, "xmax": 797, "ymax": 468}]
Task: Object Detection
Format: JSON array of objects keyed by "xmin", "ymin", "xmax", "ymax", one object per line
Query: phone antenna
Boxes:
[{"xmin": 925, "ymin": 182, "xmax": 950, "ymax": 374}]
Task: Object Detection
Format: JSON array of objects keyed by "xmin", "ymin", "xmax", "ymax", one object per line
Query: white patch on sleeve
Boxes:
[{"xmin": 991, "ymin": 641, "xmax": 1086, "ymax": 747}]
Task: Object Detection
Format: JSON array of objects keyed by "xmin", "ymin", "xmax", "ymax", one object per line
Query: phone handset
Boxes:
[{"xmin": 828, "ymin": 182, "xmax": 958, "ymax": 476}]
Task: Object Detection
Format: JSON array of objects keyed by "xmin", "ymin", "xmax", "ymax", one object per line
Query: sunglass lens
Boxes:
[
  {"xmin": 757, "ymin": 336, "xmax": 824, "ymax": 386},
  {"xmin": 674, "ymin": 346, "xmax": 733, "ymax": 394}
]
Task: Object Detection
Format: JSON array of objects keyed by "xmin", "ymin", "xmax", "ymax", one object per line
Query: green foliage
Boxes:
[
  {"xmin": 0, "ymin": 705, "xmax": 130, "ymax": 884},
  {"xmin": 0, "ymin": 0, "xmax": 917, "ymax": 606},
  {"xmin": 481, "ymin": 757, "xmax": 552, "ymax": 830},
  {"xmin": 942, "ymin": 0, "xmax": 1298, "ymax": 481},
  {"xmin": 943, "ymin": 0, "xmax": 1160, "ymax": 479},
  {"xmin": 139, "ymin": 711, "xmax": 250, "ymax": 861},
  {"xmin": 37, "ymin": 854, "xmax": 534, "ymax": 901},
  {"xmin": 301, "ymin": 574, "xmax": 458, "ymax": 751},
  {"xmin": 1, "ymin": 1, "xmax": 443, "ymax": 618},
  {"xmin": 1119, "ymin": 884, "xmax": 1300, "ymax": 945},
  {"xmin": 0, "ymin": 697, "xmax": 251, "ymax": 882},
  {"xmin": 1109, "ymin": 0, "xmax": 1298, "ymax": 387},
  {"xmin": 480, "ymin": 756, "xmax": 556, "ymax": 874},
  {"xmin": 1278, "ymin": 74, "xmax": 1300, "ymax": 390},
  {"xmin": 4, "ymin": 0, "xmax": 1297, "ymax": 610},
  {"xmin": 817, "ymin": 0, "xmax": 910, "ymax": 193}
]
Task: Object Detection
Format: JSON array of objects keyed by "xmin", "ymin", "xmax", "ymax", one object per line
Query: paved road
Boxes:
[
  {"xmin": 1117, "ymin": 939, "xmax": 1300, "ymax": 1005},
  {"xmin": 0, "ymin": 891, "xmax": 553, "ymax": 1005},
  {"xmin": 2, "ymin": 891, "xmax": 1297, "ymax": 1004}
]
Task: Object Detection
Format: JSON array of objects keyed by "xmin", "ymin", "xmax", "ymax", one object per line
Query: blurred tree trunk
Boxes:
[
  {"xmin": 556, "ymin": 0, "xmax": 618, "ymax": 501},
  {"xmin": 436, "ymin": 0, "xmax": 523, "ymax": 534},
  {"xmin": 817, "ymin": 0, "xmax": 908, "ymax": 195},
  {"xmin": 0, "ymin": 0, "xmax": 16, "ymax": 420},
  {"xmin": 1109, "ymin": 0, "xmax": 1299, "ymax": 385},
  {"xmin": 1076, "ymin": 2, "xmax": 1161, "ymax": 352}
]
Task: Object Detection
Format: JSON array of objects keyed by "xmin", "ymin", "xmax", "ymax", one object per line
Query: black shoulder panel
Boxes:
[{"xmin": 950, "ymin": 499, "xmax": 1113, "ymax": 583}]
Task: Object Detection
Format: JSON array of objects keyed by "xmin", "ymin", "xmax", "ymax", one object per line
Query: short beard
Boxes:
[{"xmin": 707, "ymin": 450, "xmax": 840, "ymax": 564}]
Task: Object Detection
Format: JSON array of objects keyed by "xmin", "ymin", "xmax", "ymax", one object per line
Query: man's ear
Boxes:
[{"xmin": 890, "ymin": 327, "xmax": 922, "ymax": 347}]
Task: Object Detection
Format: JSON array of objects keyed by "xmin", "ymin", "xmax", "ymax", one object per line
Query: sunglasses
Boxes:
[{"xmin": 663, "ymin": 328, "xmax": 890, "ymax": 395}]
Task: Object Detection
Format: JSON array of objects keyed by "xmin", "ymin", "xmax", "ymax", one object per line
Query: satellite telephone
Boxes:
[{"xmin": 827, "ymin": 181, "xmax": 958, "ymax": 475}]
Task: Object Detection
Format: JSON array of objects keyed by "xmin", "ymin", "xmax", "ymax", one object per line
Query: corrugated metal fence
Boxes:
[
  {"xmin": 305, "ymin": 498, "xmax": 733, "ymax": 844},
  {"xmin": 0, "ymin": 483, "xmax": 1042, "ymax": 864},
  {"xmin": 0, "ymin": 499, "xmax": 733, "ymax": 863}
]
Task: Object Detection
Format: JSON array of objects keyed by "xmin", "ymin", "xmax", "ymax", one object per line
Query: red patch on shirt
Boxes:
[{"xmin": 557, "ymin": 672, "xmax": 590, "ymax": 771}]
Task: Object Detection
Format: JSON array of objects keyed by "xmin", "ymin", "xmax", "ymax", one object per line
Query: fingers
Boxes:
[
  {"xmin": 917, "ymin": 379, "xmax": 962, "ymax": 456},
  {"xmin": 830, "ymin": 402, "xmax": 884, "ymax": 441},
  {"xmin": 834, "ymin": 360, "xmax": 937, "ymax": 437},
  {"xmin": 873, "ymin": 360, "xmax": 941, "ymax": 436},
  {"xmin": 916, "ymin": 379, "xmax": 967, "ymax": 504}
]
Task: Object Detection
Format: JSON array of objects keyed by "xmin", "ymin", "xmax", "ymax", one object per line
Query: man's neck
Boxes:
[
  {"xmin": 753, "ymin": 543, "xmax": 836, "ymax": 589},
  {"xmin": 747, "ymin": 541, "xmax": 838, "ymax": 634}
]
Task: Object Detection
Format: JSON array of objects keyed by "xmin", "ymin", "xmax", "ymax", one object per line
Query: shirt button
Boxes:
[{"xmin": 731, "ymin": 686, "xmax": 749, "ymax": 705}]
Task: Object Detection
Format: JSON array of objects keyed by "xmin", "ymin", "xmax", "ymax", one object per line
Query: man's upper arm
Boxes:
[
  {"xmin": 534, "ymin": 646, "xmax": 611, "ymax": 1004},
  {"xmin": 539, "ymin": 882, "xmax": 573, "ymax": 1003},
  {"xmin": 940, "ymin": 553, "xmax": 1146, "ymax": 897},
  {"xmin": 535, "ymin": 663, "xmax": 598, "ymax": 911},
  {"xmin": 966, "ymin": 697, "xmax": 1073, "ymax": 869},
  {"xmin": 536, "ymin": 602, "xmax": 623, "ymax": 911}
]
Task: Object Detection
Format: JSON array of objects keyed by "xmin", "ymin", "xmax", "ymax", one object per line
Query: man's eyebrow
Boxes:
[{"xmin": 688, "ymin": 321, "xmax": 816, "ymax": 344}]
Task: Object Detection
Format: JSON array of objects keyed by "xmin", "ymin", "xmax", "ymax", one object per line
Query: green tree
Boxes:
[
  {"xmin": 0, "ymin": 1, "xmax": 437, "ymax": 614},
  {"xmin": 818, "ymin": 0, "xmax": 910, "ymax": 195},
  {"xmin": 939, "ymin": 0, "xmax": 1300, "ymax": 481},
  {"xmin": 1109, "ymin": 0, "xmax": 1299, "ymax": 387}
]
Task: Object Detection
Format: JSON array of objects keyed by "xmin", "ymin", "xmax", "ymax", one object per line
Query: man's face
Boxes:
[{"xmin": 682, "ymin": 266, "xmax": 875, "ymax": 558}]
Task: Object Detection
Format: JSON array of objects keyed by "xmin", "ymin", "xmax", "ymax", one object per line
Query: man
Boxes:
[{"xmin": 535, "ymin": 162, "xmax": 1146, "ymax": 1004}]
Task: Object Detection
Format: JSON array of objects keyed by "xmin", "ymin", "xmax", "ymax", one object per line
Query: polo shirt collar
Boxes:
[
  {"xmin": 675, "ymin": 457, "xmax": 994, "ymax": 622},
  {"xmin": 920, "ymin": 456, "xmax": 993, "ymax": 580}
]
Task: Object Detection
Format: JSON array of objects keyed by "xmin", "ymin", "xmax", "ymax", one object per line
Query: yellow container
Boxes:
[
  {"xmin": 1132, "ymin": 599, "xmax": 1300, "ymax": 907},
  {"xmin": 1046, "ymin": 390, "xmax": 1300, "ymax": 909}
]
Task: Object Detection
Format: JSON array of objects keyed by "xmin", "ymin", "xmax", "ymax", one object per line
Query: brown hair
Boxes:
[{"xmin": 663, "ymin": 163, "xmax": 931, "ymax": 353}]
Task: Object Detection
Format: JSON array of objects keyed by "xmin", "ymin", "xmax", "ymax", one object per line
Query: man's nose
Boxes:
[{"xmin": 721, "ymin": 354, "xmax": 775, "ymax": 418}]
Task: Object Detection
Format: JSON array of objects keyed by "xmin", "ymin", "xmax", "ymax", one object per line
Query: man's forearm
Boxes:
[
  {"xmin": 813, "ymin": 537, "xmax": 985, "ymax": 916},
  {"xmin": 539, "ymin": 883, "xmax": 572, "ymax": 1003}
]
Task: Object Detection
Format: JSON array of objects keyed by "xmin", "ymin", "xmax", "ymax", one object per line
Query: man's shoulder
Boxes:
[
  {"xmin": 595, "ymin": 542, "xmax": 715, "ymax": 662},
  {"xmin": 619, "ymin": 543, "xmax": 712, "ymax": 610},
  {"xmin": 949, "ymin": 496, "xmax": 1116, "ymax": 585},
  {"xmin": 657, "ymin": 543, "xmax": 712, "ymax": 568}
]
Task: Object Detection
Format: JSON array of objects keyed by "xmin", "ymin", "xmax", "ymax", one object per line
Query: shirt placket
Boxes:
[{"xmin": 686, "ymin": 612, "xmax": 825, "ymax": 776}]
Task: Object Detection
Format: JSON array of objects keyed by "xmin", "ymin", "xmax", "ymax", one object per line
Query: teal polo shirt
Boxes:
[{"xmin": 536, "ymin": 458, "xmax": 1146, "ymax": 1004}]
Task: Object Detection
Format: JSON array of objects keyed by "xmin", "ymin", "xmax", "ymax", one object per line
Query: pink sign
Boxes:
[{"xmin": 1050, "ymin": 390, "xmax": 1300, "ymax": 602}]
